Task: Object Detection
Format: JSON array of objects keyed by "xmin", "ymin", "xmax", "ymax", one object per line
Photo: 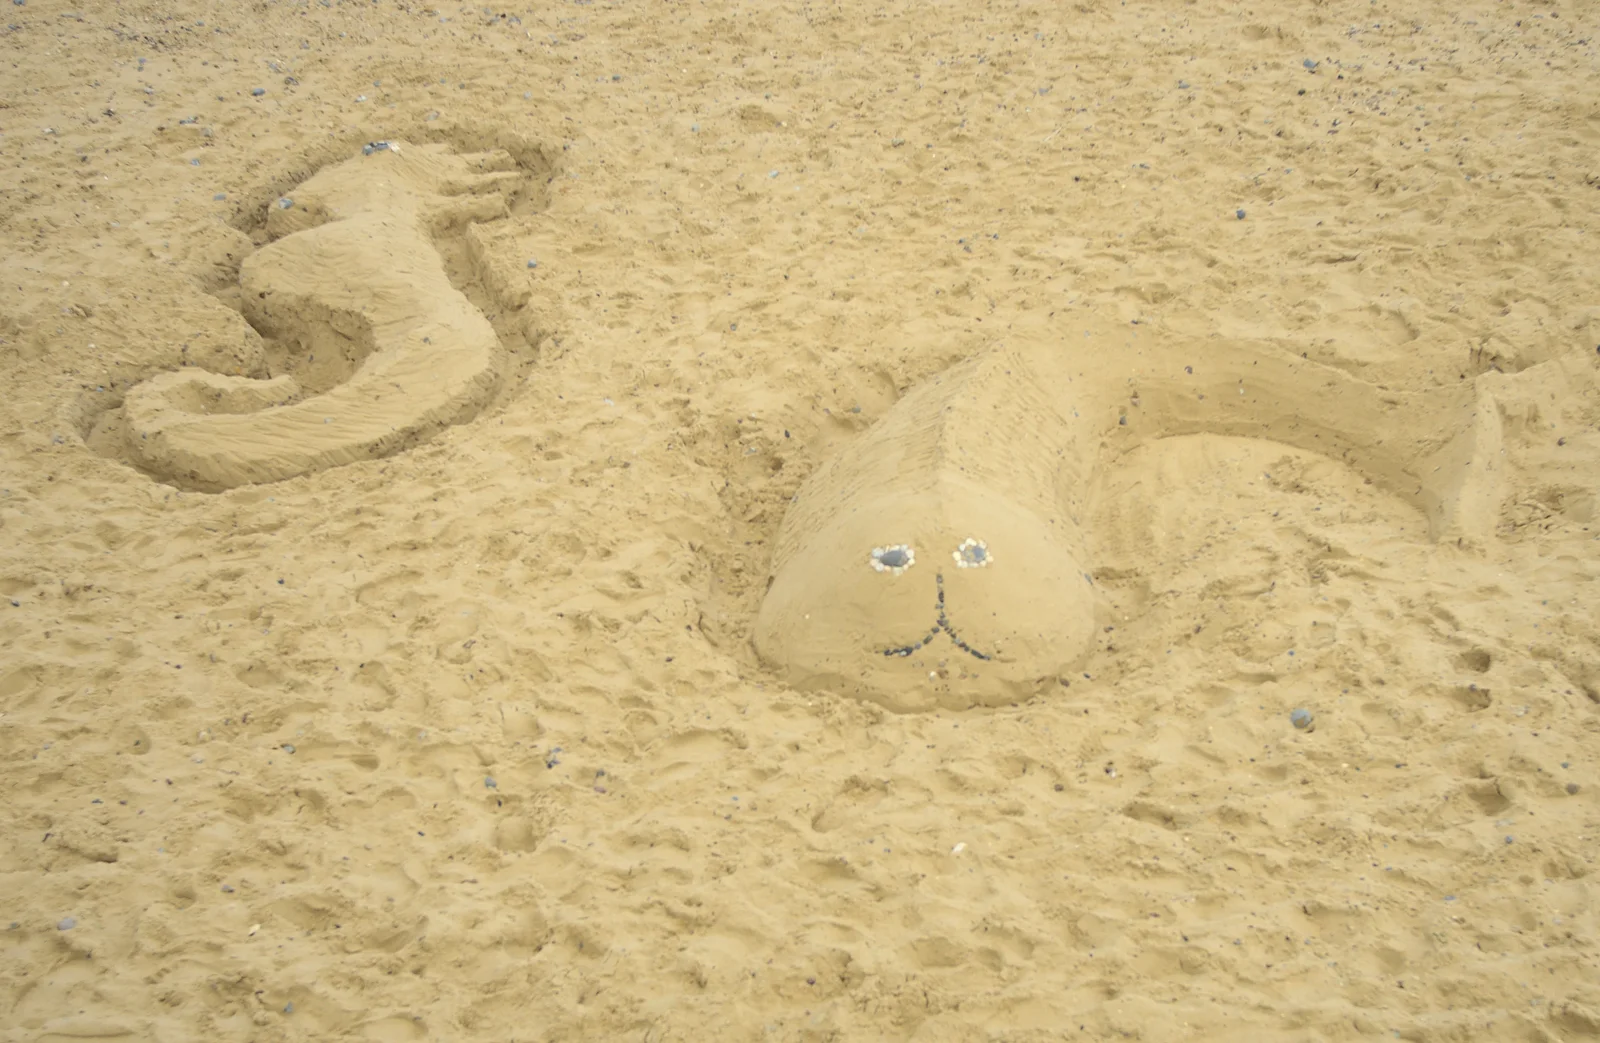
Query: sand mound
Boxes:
[{"xmin": 755, "ymin": 326, "xmax": 1505, "ymax": 710}]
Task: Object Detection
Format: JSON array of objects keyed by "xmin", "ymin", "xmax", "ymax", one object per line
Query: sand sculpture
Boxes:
[
  {"xmin": 753, "ymin": 325, "xmax": 1504, "ymax": 712},
  {"xmin": 121, "ymin": 142, "xmax": 521, "ymax": 491}
]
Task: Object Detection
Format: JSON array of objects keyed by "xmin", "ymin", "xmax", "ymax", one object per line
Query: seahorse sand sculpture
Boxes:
[
  {"xmin": 753, "ymin": 320, "xmax": 1503, "ymax": 712},
  {"xmin": 122, "ymin": 142, "xmax": 522, "ymax": 491}
]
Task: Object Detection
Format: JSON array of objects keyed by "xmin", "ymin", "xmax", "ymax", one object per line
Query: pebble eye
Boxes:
[
  {"xmin": 870, "ymin": 544, "xmax": 915, "ymax": 575},
  {"xmin": 952, "ymin": 538, "xmax": 991, "ymax": 568}
]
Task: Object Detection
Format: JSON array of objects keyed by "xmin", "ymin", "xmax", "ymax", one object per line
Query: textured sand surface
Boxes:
[{"xmin": 2, "ymin": 0, "xmax": 1599, "ymax": 1040}]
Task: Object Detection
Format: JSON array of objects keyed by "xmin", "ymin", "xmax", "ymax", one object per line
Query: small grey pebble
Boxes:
[
  {"xmin": 1566, "ymin": 783, "xmax": 1580, "ymax": 795},
  {"xmin": 221, "ymin": 884, "xmax": 234, "ymax": 892},
  {"xmin": 213, "ymin": 193, "xmax": 226, "ymax": 201},
  {"xmin": 190, "ymin": 158, "xmax": 201, "ymax": 166},
  {"xmin": 251, "ymin": 88, "xmax": 265, "ymax": 97},
  {"xmin": 1303, "ymin": 58, "xmax": 1319, "ymax": 70},
  {"xmin": 283, "ymin": 1002, "xmax": 294, "ymax": 1014},
  {"xmin": 1290, "ymin": 708, "xmax": 1313, "ymax": 729},
  {"xmin": 526, "ymin": 259, "xmax": 538, "ymax": 269},
  {"xmin": 281, "ymin": 743, "xmax": 296, "ymax": 754},
  {"xmin": 277, "ymin": 197, "xmax": 293, "ymax": 209},
  {"xmin": 1236, "ymin": 208, "xmax": 1246, "ymax": 220},
  {"xmin": 484, "ymin": 776, "xmax": 497, "ymax": 789},
  {"xmin": 57, "ymin": 917, "xmax": 76, "ymax": 931},
  {"xmin": 1504, "ymin": 835, "xmax": 1515, "ymax": 845}
]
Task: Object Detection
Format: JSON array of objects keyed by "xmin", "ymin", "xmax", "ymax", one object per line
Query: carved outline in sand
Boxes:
[
  {"xmin": 121, "ymin": 141, "xmax": 526, "ymax": 491},
  {"xmin": 753, "ymin": 322, "xmax": 1507, "ymax": 712}
]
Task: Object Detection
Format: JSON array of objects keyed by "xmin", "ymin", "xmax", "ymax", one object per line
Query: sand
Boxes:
[{"xmin": 1, "ymin": 0, "xmax": 1598, "ymax": 1039}]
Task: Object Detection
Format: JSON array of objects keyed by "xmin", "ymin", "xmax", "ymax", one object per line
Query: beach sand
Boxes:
[{"xmin": 2, "ymin": 0, "xmax": 1598, "ymax": 1039}]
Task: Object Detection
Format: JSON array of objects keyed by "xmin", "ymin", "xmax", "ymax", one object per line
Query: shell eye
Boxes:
[
  {"xmin": 952, "ymin": 538, "xmax": 991, "ymax": 568},
  {"xmin": 870, "ymin": 544, "xmax": 915, "ymax": 575}
]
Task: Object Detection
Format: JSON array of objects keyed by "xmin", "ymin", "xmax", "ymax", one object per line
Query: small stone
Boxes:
[
  {"xmin": 1236, "ymin": 208, "xmax": 1247, "ymax": 220},
  {"xmin": 526, "ymin": 259, "xmax": 538, "ymax": 269},
  {"xmin": 221, "ymin": 884, "xmax": 234, "ymax": 892},
  {"xmin": 251, "ymin": 88, "xmax": 265, "ymax": 97},
  {"xmin": 1567, "ymin": 783, "xmax": 1580, "ymax": 795},
  {"xmin": 484, "ymin": 776, "xmax": 497, "ymax": 789},
  {"xmin": 281, "ymin": 743, "xmax": 296, "ymax": 754},
  {"xmin": 57, "ymin": 917, "xmax": 76, "ymax": 931},
  {"xmin": 213, "ymin": 193, "xmax": 226, "ymax": 201},
  {"xmin": 276, "ymin": 197, "xmax": 294, "ymax": 209},
  {"xmin": 1290, "ymin": 708, "xmax": 1313, "ymax": 730},
  {"xmin": 1303, "ymin": 58, "xmax": 1319, "ymax": 70}
]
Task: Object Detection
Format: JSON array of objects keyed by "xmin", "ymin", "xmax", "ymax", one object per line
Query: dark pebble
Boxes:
[
  {"xmin": 252, "ymin": 88, "xmax": 266, "ymax": 96},
  {"xmin": 1236, "ymin": 208, "xmax": 1246, "ymax": 220}
]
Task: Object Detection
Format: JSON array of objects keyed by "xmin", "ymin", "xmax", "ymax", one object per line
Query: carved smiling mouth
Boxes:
[{"xmin": 873, "ymin": 540, "xmax": 994, "ymax": 662}]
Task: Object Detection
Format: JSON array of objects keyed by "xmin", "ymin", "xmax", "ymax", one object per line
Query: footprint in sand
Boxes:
[
  {"xmin": 753, "ymin": 320, "xmax": 1511, "ymax": 712},
  {"xmin": 119, "ymin": 141, "xmax": 527, "ymax": 491}
]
